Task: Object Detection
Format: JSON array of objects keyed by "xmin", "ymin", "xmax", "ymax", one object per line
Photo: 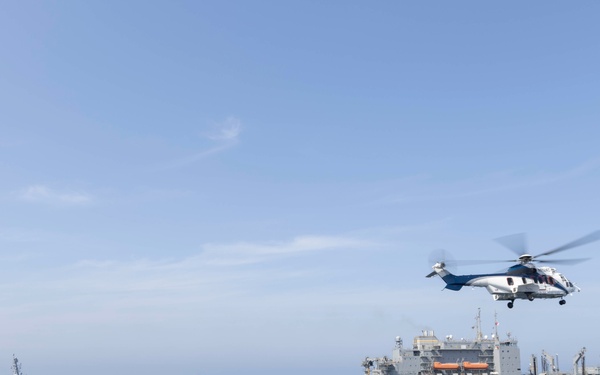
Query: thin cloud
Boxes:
[
  {"xmin": 381, "ymin": 158, "xmax": 600, "ymax": 205},
  {"xmin": 56, "ymin": 234, "xmax": 374, "ymax": 294},
  {"xmin": 199, "ymin": 235, "xmax": 373, "ymax": 266},
  {"xmin": 18, "ymin": 185, "xmax": 93, "ymax": 206},
  {"xmin": 204, "ymin": 116, "xmax": 242, "ymax": 141},
  {"xmin": 1, "ymin": 228, "xmax": 467, "ymax": 353},
  {"xmin": 162, "ymin": 143, "xmax": 234, "ymax": 168},
  {"xmin": 0, "ymin": 226, "xmax": 43, "ymax": 244},
  {"xmin": 159, "ymin": 116, "xmax": 243, "ymax": 169}
]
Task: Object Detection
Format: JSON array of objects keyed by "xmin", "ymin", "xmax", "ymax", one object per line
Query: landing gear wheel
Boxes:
[
  {"xmin": 559, "ymin": 299, "xmax": 566, "ymax": 305},
  {"xmin": 507, "ymin": 301, "xmax": 514, "ymax": 309},
  {"xmin": 527, "ymin": 294, "xmax": 534, "ymax": 301}
]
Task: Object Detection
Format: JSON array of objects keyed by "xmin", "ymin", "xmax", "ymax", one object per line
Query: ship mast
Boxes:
[
  {"xmin": 475, "ymin": 308, "xmax": 482, "ymax": 341},
  {"xmin": 494, "ymin": 310, "xmax": 499, "ymax": 342},
  {"xmin": 11, "ymin": 355, "xmax": 22, "ymax": 375}
]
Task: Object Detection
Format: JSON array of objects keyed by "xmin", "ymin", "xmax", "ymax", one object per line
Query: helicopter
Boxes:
[{"xmin": 426, "ymin": 230, "xmax": 600, "ymax": 309}]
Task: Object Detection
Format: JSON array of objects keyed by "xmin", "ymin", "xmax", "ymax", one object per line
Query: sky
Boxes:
[{"xmin": 1, "ymin": 1, "xmax": 600, "ymax": 374}]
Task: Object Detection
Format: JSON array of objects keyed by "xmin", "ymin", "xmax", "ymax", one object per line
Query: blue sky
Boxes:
[{"xmin": 1, "ymin": 2, "xmax": 600, "ymax": 374}]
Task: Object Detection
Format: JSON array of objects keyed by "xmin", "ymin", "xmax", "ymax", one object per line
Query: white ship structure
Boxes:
[{"xmin": 362, "ymin": 311, "xmax": 520, "ymax": 375}]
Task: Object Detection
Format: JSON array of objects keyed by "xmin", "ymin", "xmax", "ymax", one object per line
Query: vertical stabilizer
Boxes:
[{"xmin": 426, "ymin": 262, "xmax": 464, "ymax": 291}]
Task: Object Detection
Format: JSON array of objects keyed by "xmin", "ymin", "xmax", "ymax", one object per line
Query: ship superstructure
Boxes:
[{"xmin": 362, "ymin": 311, "xmax": 520, "ymax": 375}]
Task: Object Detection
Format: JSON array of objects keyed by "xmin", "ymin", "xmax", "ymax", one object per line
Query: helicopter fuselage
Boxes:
[
  {"xmin": 428, "ymin": 262, "xmax": 579, "ymax": 308},
  {"xmin": 426, "ymin": 230, "xmax": 599, "ymax": 308}
]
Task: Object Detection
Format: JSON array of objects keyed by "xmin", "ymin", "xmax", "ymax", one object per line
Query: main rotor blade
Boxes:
[
  {"xmin": 455, "ymin": 259, "xmax": 516, "ymax": 265},
  {"xmin": 535, "ymin": 258, "xmax": 591, "ymax": 265},
  {"xmin": 535, "ymin": 230, "xmax": 600, "ymax": 258},
  {"xmin": 427, "ymin": 250, "xmax": 512, "ymax": 272},
  {"xmin": 495, "ymin": 233, "xmax": 527, "ymax": 256}
]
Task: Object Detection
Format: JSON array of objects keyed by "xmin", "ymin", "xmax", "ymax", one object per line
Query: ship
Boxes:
[{"xmin": 362, "ymin": 310, "xmax": 520, "ymax": 375}]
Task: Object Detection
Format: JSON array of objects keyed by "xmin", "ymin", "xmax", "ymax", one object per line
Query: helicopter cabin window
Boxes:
[
  {"xmin": 522, "ymin": 277, "xmax": 527, "ymax": 284},
  {"xmin": 507, "ymin": 277, "xmax": 514, "ymax": 286}
]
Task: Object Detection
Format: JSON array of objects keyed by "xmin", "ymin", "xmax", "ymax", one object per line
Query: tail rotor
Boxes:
[{"xmin": 426, "ymin": 249, "xmax": 456, "ymax": 277}]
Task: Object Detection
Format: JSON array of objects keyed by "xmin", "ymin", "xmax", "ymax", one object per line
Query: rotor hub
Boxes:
[{"xmin": 518, "ymin": 254, "xmax": 533, "ymax": 264}]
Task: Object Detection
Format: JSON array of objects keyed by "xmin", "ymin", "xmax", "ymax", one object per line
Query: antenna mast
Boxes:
[
  {"xmin": 11, "ymin": 355, "xmax": 22, "ymax": 375},
  {"xmin": 475, "ymin": 308, "xmax": 482, "ymax": 341},
  {"xmin": 494, "ymin": 310, "xmax": 499, "ymax": 341}
]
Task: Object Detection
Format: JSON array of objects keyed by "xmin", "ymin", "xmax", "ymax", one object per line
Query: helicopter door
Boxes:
[{"xmin": 537, "ymin": 275, "xmax": 547, "ymax": 291}]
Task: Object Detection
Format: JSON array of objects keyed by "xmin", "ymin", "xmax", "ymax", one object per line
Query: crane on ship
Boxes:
[
  {"xmin": 530, "ymin": 354, "xmax": 538, "ymax": 375},
  {"xmin": 573, "ymin": 347, "xmax": 586, "ymax": 375},
  {"xmin": 541, "ymin": 350, "xmax": 559, "ymax": 374}
]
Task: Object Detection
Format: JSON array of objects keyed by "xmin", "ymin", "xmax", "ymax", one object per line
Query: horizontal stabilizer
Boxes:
[{"xmin": 444, "ymin": 284, "xmax": 463, "ymax": 291}]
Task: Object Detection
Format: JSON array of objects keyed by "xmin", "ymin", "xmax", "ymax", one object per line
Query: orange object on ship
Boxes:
[
  {"xmin": 433, "ymin": 362, "xmax": 460, "ymax": 370},
  {"xmin": 463, "ymin": 362, "xmax": 489, "ymax": 370}
]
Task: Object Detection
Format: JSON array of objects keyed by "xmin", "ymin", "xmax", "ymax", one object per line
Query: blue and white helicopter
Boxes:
[{"xmin": 426, "ymin": 231, "xmax": 600, "ymax": 308}]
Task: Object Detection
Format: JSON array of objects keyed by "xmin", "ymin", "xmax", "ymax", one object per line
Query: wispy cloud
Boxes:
[
  {"xmin": 198, "ymin": 235, "xmax": 374, "ymax": 266},
  {"xmin": 17, "ymin": 185, "xmax": 93, "ymax": 206},
  {"xmin": 204, "ymin": 116, "xmax": 242, "ymax": 141},
  {"xmin": 66, "ymin": 235, "xmax": 372, "ymax": 275},
  {"xmin": 0, "ymin": 232, "xmax": 377, "ymax": 329},
  {"xmin": 162, "ymin": 143, "xmax": 234, "ymax": 168},
  {"xmin": 53, "ymin": 234, "xmax": 374, "ymax": 293},
  {"xmin": 160, "ymin": 116, "xmax": 243, "ymax": 169},
  {"xmin": 0, "ymin": 228, "xmax": 521, "ymax": 364},
  {"xmin": 380, "ymin": 158, "xmax": 600, "ymax": 205}
]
